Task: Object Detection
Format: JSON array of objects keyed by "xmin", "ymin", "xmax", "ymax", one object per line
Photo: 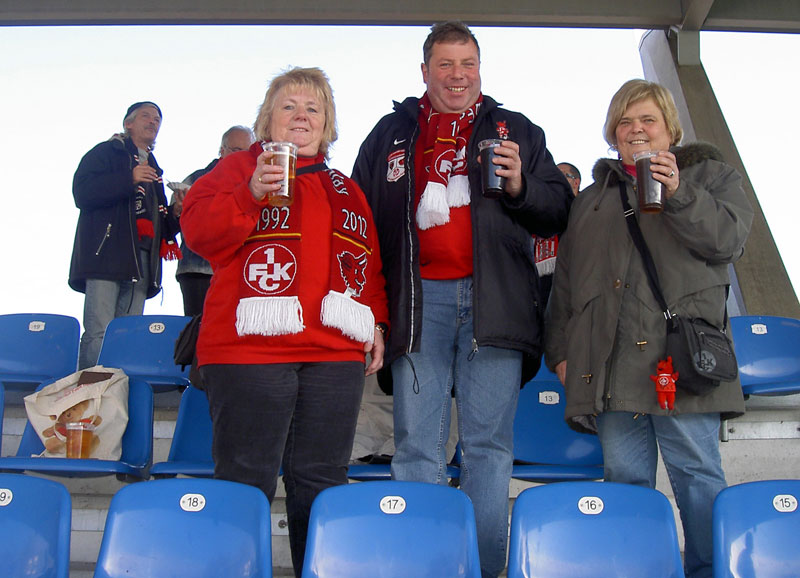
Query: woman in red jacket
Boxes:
[{"xmin": 181, "ymin": 67, "xmax": 388, "ymax": 577}]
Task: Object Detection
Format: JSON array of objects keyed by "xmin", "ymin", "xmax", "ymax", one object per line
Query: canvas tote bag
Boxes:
[{"xmin": 23, "ymin": 365, "xmax": 129, "ymax": 459}]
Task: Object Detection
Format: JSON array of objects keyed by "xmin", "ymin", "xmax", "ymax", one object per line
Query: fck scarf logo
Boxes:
[{"xmin": 244, "ymin": 244, "xmax": 297, "ymax": 294}]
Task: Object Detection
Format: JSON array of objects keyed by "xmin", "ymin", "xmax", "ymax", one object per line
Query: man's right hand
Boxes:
[{"xmin": 133, "ymin": 164, "xmax": 158, "ymax": 183}]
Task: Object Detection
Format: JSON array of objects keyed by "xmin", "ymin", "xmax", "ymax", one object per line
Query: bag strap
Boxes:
[
  {"xmin": 618, "ymin": 180, "xmax": 730, "ymax": 329},
  {"xmin": 297, "ymin": 163, "xmax": 328, "ymax": 176},
  {"xmin": 618, "ymin": 181, "xmax": 672, "ymax": 319}
]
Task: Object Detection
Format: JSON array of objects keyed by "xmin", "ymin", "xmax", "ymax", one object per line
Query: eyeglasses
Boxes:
[{"xmin": 564, "ymin": 173, "xmax": 579, "ymax": 180}]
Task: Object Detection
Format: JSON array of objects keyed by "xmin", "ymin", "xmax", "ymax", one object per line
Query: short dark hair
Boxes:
[
  {"xmin": 557, "ymin": 162, "xmax": 581, "ymax": 181},
  {"xmin": 423, "ymin": 21, "xmax": 480, "ymax": 66}
]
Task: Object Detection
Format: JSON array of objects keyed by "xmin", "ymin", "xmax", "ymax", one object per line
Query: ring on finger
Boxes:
[
  {"xmin": 669, "ymin": 170, "xmax": 675, "ymax": 177},
  {"xmin": 258, "ymin": 175, "xmax": 263, "ymax": 184}
]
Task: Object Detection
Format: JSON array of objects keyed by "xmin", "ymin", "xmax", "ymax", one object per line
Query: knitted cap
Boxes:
[{"xmin": 125, "ymin": 101, "xmax": 162, "ymax": 121}]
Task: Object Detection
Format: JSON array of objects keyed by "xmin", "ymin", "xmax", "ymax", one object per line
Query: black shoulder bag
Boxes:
[{"xmin": 618, "ymin": 181, "xmax": 738, "ymax": 395}]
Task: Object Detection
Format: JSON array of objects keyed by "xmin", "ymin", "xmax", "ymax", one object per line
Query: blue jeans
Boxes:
[
  {"xmin": 596, "ymin": 411, "xmax": 726, "ymax": 578},
  {"xmin": 202, "ymin": 361, "xmax": 364, "ymax": 578},
  {"xmin": 391, "ymin": 277, "xmax": 521, "ymax": 578},
  {"xmin": 78, "ymin": 254, "xmax": 150, "ymax": 369}
]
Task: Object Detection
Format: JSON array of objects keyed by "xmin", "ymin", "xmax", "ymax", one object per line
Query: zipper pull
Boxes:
[{"xmin": 468, "ymin": 339, "xmax": 478, "ymax": 361}]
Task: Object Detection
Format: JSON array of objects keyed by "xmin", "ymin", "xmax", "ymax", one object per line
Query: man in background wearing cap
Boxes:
[{"xmin": 69, "ymin": 101, "xmax": 182, "ymax": 369}]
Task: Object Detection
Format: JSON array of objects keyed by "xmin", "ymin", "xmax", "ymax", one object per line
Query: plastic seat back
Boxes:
[
  {"xmin": 0, "ymin": 473, "xmax": 71, "ymax": 578},
  {"xmin": 512, "ymin": 379, "xmax": 603, "ymax": 481},
  {"xmin": 0, "ymin": 377, "xmax": 153, "ymax": 479},
  {"xmin": 730, "ymin": 315, "xmax": 800, "ymax": 395},
  {"xmin": 0, "ymin": 384, "xmax": 4, "ymax": 453},
  {"xmin": 508, "ymin": 481, "xmax": 685, "ymax": 578},
  {"xmin": 93, "ymin": 478, "xmax": 272, "ymax": 578},
  {"xmin": 0, "ymin": 313, "xmax": 79, "ymax": 391},
  {"xmin": 302, "ymin": 480, "xmax": 481, "ymax": 578},
  {"xmin": 713, "ymin": 479, "xmax": 800, "ymax": 578},
  {"xmin": 97, "ymin": 315, "xmax": 192, "ymax": 391},
  {"xmin": 150, "ymin": 385, "xmax": 214, "ymax": 477}
]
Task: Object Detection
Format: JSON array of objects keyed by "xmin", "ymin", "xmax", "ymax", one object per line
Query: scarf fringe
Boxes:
[
  {"xmin": 416, "ymin": 181, "xmax": 451, "ymax": 230},
  {"xmin": 236, "ymin": 296, "xmax": 304, "ymax": 336},
  {"xmin": 161, "ymin": 239, "xmax": 182, "ymax": 261},
  {"xmin": 535, "ymin": 257, "xmax": 557, "ymax": 277},
  {"xmin": 321, "ymin": 290, "xmax": 375, "ymax": 344},
  {"xmin": 446, "ymin": 175, "xmax": 470, "ymax": 207}
]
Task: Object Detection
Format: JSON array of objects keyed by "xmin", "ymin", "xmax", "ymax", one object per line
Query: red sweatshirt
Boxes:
[{"xmin": 181, "ymin": 145, "xmax": 388, "ymax": 366}]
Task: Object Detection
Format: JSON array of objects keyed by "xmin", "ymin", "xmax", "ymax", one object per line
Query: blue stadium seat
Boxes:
[
  {"xmin": 730, "ymin": 315, "xmax": 800, "ymax": 395},
  {"xmin": 0, "ymin": 473, "xmax": 71, "ymax": 578},
  {"xmin": 97, "ymin": 315, "xmax": 192, "ymax": 392},
  {"xmin": 0, "ymin": 377, "xmax": 153, "ymax": 480},
  {"xmin": 533, "ymin": 364, "xmax": 559, "ymax": 381},
  {"xmin": 0, "ymin": 383, "xmax": 4, "ymax": 454},
  {"xmin": 347, "ymin": 459, "xmax": 460, "ymax": 481},
  {"xmin": 508, "ymin": 481, "xmax": 685, "ymax": 578},
  {"xmin": 93, "ymin": 478, "xmax": 272, "ymax": 578},
  {"xmin": 512, "ymin": 378, "xmax": 604, "ymax": 481},
  {"xmin": 0, "ymin": 313, "xmax": 79, "ymax": 392},
  {"xmin": 302, "ymin": 480, "xmax": 481, "ymax": 577},
  {"xmin": 150, "ymin": 385, "xmax": 214, "ymax": 478},
  {"xmin": 713, "ymin": 479, "xmax": 800, "ymax": 578}
]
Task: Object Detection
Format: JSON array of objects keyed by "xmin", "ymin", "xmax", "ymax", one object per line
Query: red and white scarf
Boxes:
[
  {"xmin": 133, "ymin": 151, "xmax": 181, "ymax": 261},
  {"xmin": 533, "ymin": 235, "xmax": 559, "ymax": 276},
  {"xmin": 416, "ymin": 93, "xmax": 482, "ymax": 230},
  {"xmin": 235, "ymin": 161, "xmax": 376, "ymax": 343}
]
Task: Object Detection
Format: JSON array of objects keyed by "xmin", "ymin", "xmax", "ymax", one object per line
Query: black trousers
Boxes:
[
  {"xmin": 177, "ymin": 273, "xmax": 211, "ymax": 316},
  {"xmin": 201, "ymin": 361, "xmax": 364, "ymax": 576}
]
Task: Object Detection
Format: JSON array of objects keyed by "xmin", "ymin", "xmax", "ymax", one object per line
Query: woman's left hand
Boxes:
[
  {"xmin": 650, "ymin": 150, "xmax": 680, "ymax": 199},
  {"xmin": 364, "ymin": 328, "xmax": 385, "ymax": 376}
]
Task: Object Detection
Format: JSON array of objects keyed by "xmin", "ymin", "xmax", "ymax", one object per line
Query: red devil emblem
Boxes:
[{"xmin": 337, "ymin": 251, "xmax": 368, "ymax": 297}]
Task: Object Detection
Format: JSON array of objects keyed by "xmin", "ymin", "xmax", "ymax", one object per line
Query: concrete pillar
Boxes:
[{"xmin": 639, "ymin": 29, "xmax": 800, "ymax": 318}]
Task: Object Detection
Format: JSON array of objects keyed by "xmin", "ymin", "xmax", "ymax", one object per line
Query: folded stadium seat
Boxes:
[
  {"xmin": 0, "ymin": 313, "xmax": 80, "ymax": 392},
  {"xmin": 0, "ymin": 377, "xmax": 153, "ymax": 480},
  {"xmin": 302, "ymin": 480, "xmax": 480, "ymax": 577},
  {"xmin": 713, "ymin": 479, "xmax": 800, "ymax": 578},
  {"xmin": 508, "ymin": 481, "xmax": 685, "ymax": 578},
  {"xmin": 730, "ymin": 315, "xmax": 800, "ymax": 396},
  {"xmin": 0, "ymin": 473, "xmax": 71, "ymax": 578},
  {"xmin": 93, "ymin": 478, "xmax": 272, "ymax": 578},
  {"xmin": 512, "ymin": 377, "xmax": 604, "ymax": 482},
  {"xmin": 150, "ymin": 385, "xmax": 214, "ymax": 478},
  {"xmin": 96, "ymin": 315, "xmax": 193, "ymax": 393}
]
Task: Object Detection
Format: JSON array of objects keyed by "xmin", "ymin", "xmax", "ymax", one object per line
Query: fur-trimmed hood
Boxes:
[{"xmin": 592, "ymin": 141, "xmax": 725, "ymax": 185}]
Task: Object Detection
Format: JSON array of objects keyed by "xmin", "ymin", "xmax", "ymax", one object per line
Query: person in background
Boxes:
[
  {"xmin": 534, "ymin": 161, "xmax": 581, "ymax": 306},
  {"xmin": 69, "ymin": 101, "xmax": 181, "ymax": 369},
  {"xmin": 557, "ymin": 161, "xmax": 581, "ymax": 195},
  {"xmin": 545, "ymin": 78, "xmax": 752, "ymax": 578},
  {"xmin": 181, "ymin": 67, "xmax": 388, "ymax": 577},
  {"xmin": 175, "ymin": 125, "xmax": 255, "ymax": 316},
  {"xmin": 352, "ymin": 21, "xmax": 572, "ymax": 578}
]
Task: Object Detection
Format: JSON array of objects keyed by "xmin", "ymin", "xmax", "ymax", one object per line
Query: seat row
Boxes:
[
  {"xmin": 1, "ymin": 473, "xmax": 797, "ymax": 578},
  {"xmin": 3, "ymin": 312, "xmax": 798, "ymax": 396},
  {"xmin": 3, "ymin": 312, "xmax": 800, "ymax": 480}
]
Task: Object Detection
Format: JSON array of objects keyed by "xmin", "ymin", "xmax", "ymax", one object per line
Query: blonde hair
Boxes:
[
  {"xmin": 253, "ymin": 67, "xmax": 338, "ymax": 159},
  {"xmin": 603, "ymin": 79, "xmax": 683, "ymax": 148}
]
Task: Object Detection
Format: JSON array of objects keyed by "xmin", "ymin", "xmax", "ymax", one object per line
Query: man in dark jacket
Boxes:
[
  {"xmin": 175, "ymin": 125, "xmax": 255, "ymax": 316},
  {"xmin": 351, "ymin": 22, "xmax": 572, "ymax": 578},
  {"xmin": 69, "ymin": 101, "xmax": 181, "ymax": 369}
]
